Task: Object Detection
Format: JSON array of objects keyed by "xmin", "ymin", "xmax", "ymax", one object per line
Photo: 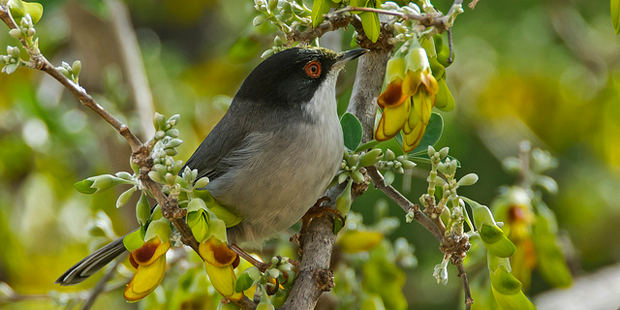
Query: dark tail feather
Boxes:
[{"xmin": 55, "ymin": 236, "xmax": 128, "ymax": 286}]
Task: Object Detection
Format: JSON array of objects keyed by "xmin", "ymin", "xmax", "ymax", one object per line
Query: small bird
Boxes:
[{"xmin": 56, "ymin": 47, "xmax": 367, "ymax": 286}]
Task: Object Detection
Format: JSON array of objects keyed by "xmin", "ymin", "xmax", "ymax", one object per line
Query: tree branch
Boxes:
[
  {"xmin": 105, "ymin": 0, "xmax": 156, "ymax": 139},
  {"xmin": 286, "ymin": 13, "xmax": 352, "ymax": 44},
  {"xmin": 366, "ymin": 166, "xmax": 443, "ymax": 241},
  {"xmin": 0, "ymin": 5, "xmax": 216, "ymax": 306},
  {"xmin": 82, "ymin": 253, "xmax": 128, "ymax": 310}
]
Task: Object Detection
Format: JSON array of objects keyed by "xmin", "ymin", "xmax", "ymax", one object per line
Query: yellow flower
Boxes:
[
  {"xmin": 375, "ymin": 45, "xmax": 440, "ymax": 153},
  {"xmin": 124, "ymin": 239, "xmax": 170, "ymax": 302},
  {"xmin": 199, "ymin": 237, "xmax": 243, "ymax": 301}
]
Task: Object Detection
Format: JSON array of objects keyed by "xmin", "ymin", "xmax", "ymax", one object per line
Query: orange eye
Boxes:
[{"xmin": 304, "ymin": 60, "xmax": 321, "ymax": 78}]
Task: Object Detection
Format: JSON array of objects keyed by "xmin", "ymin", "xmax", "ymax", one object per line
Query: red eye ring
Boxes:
[{"xmin": 304, "ymin": 60, "xmax": 321, "ymax": 78}]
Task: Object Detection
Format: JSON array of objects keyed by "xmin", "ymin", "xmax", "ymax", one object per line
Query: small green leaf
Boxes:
[
  {"xmin": 341, "ymin": 112, "xmax": 363, "ymax": 150},
  {"xmin": 334, "ymin": 181, "xmax": 353, "ymax": 218},
  {"xmin": 491, "ymin": 287, "xmax": 536, "ymax": 310},
  {"xmin": 235, "ymin": 272, "xmax": 256, "ymax": 293},
  {"xmin": 116, "ymin": 186, "xmax": 136, "ymax": 208},
  {"xmin": 532, "ymin": 211, "xmax": 572, "ymax": 288},
  {"xmin": 484, "ymin": 233, "xmax": 517, "ymax": 258},
  {"xmin": 88, "ymin": 174, "xmax": 133, "ymax": 193},
  {"xmin": 359, "ymin": 148, "xmax": 383, "ymax": 167},
  {"xmin": 479, "ymin": 223, "xmax": 504, "ymax": 243},
  {"xmin": 613, "ymin": 0, "xmax": 620, "ymax": 35},
  {"xmin": 207, "ymin": 217, "xmax": 229, "ymax": 243},
  {"xmin": 360, "ymin": 12, "xmax": 380, "ymax": 43},
  {"xmin": 383, "ymin": 169, "xmax": 395, "ymax": 186},
  {"xmin": 490, "ymin": 265, "xmax": 522, "ymax": 295},
  {"xmin": 23, "ymin": 2, "xmax": 43, "ymax": 24},
  {"xmin": 235, "ymin": 266, "xmax": 261, "ymax": 293},
  {"xmin": 144, "ymin": 218, "xmax": 171, "ymax": 242},
  {"xmin": 74, "ymin": 179, "xmax": 97, "ymax": 194},
  {"xmin": 188, "ymin": 212, "xmax": 210, "ymax": 242},
  {"xmin": 136, "ymin": 193, "xmax": 150, "ymax": 226},
  {"xmin": 434, "ymin": 77, "xmax": 455, "ymax": 112},
  {"xmin": 355, "ymin": 139, "xmax": 381, "ymax": 152},
  {"xmin": 123, "ymin": 228, "xmax": 145, "ymax": 252},
  {"xmin": 311, "ymin": 0, "xmax": 331, "ymax": 28}
]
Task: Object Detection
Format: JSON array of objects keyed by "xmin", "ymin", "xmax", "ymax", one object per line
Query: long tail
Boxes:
[{"xmin": 55, "ymin": 236, "xmax": 127, "ymax": 285}]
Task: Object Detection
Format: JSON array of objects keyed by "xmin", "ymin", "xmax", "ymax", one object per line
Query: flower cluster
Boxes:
[{"xmin": 375, "ymin": 44, "xmax": 439, "ymax": 153}]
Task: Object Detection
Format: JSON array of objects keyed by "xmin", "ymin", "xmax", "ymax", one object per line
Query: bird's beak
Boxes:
[{"xmin": 334, "ymin": 48, "xmax": 369, "ymax": 68}]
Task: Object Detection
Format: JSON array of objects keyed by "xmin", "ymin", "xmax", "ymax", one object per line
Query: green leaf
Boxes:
[
  {"xmin": 8, "ymin": 0, "xmax": 43, "ymax": 24},
  {"xmin": 74, "ymin": 179, "xmax": 97, "ymax": 194},
  {"xmin": 187, "ymin": 209, "xmax": 210, "ymax": 242},
  {"xmin": 360, "ymin": 12, "xmax": 380, "ymax": 43},
  {"xmin": 136, "ymin": 193, "xmax": 150, "ymax": 226},
  {"xmin": 355, "ymin": 139, "xmax": 381, "ymax": 152},
  {"xmin": 491, "ymin": 287, "xmax": 536, "ymax": 310},
  {"xmin": 341, "ymin": 112, "xmax": 363, "ymax": 150},
  {"xmin": 311, "ymin": 0, "xmax": 331, "ymax": 28},
  {"xmin": 123, "ymin": 228, "xmax": 145, "ymax": 252},
  {"xmin": 532, "ymin": 212, "xmax": 572, "ymax": 288},
  {"xmin": 23, "ymin": 1, "xmax": 43, "ymax": 24},
  {"xmin": 434, "ymin": 77, "xmax": 455, "ymax": 112},
  {"xmin": 235, "ymin": 266, "xmax": 261, "ymax": 292},
  {"xmin": 116, "ymin": 186, "xmax": 136, "ymax": 208},
  {"xmin": 481, "ymin": 226, "xmax": 517, "ymax": 258},
  {"xmin": 613, "ymin": 0, "xmax": 620, "ymax": 34},
  {"xmin": 334, "ymin": 181, "xmax": 353, "ymax": 220},
  {"xmin": 408, "ymin": 112, "xmax": 444, "ymax": 154},
  {"xmin": 86, "ymin": 174, "xmax": 133, "ymax": 193},
  {"xmin": 144, "ymin": 218, "xmax": 171, "ymax": 242},
  {"xmin": 490, "ymin": 265, "xmax": 522, "ymax": 295}
]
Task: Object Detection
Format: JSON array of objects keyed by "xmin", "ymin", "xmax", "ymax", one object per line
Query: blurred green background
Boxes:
[{"xmin": 1, "ymin": 0, "xmax": 619, "ymax": 309}]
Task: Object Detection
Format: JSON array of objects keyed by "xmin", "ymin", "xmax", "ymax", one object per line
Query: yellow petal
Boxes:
[
  {"xmin": 402, "ymin": 71, "xmax": 423, "ymax": 96},
  {"xmin": 421, "ymin": 70, "xmax": 439, "ymax": 95},
  {"xmin": 407, "ymin": 99, "xmax": 421, "ymax": 132},
  {"xmin": 205, "ymin": 262, "xmax": 243, "ymax": 301},
  {"xmin": 124, "ymin": 255, "xmax": 167, "ymax": 301},
  {"xmin": 375, "ymin": 112, "xmax": 390, "ymax": 141},
  {"xmin": 131, "ymin": 240, "xmax": 170, "ymax": 266},
  {"xmin": 413, "ymin": 91, "xmax": 434, "ymax": 125},
  {"xmin": 199, "ymin": 237, "xmax": 238, "ymax": 267},
  {"xmin": 377, "ymin": 79, "xmax": 408, "ymax": 108},
  {"xmin": 403, "ymin": 122, "xmax": 426, "ymax": 153},
  {"xmin": 381, "ymin": 100, "xmax": 410, "ymax": 138}
]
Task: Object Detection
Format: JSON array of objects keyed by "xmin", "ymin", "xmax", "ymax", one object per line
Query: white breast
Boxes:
[{"xmin": 208, "ymin": 73, "xmax": 344, "ymax": 246}]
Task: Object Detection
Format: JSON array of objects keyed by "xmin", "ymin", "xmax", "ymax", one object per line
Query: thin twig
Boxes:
[
  {"xmin": 105, "ymin": 0, "xmax": 155, "ymax": 139},
  {"xmin": 287, "ymin": 13, "xmax": 352, "ymax": 44},
  {"xmin": 82, "ymin": 252, "xmax": 128, "ymax": 310},
  {"xmin": 366, "ymin": 166, "xmax": 443, "ymax": 241},
  {"xmin": 456, "ymin": 262, "xmax": 474, "ymax": 310},
  {"xmin": 0, "ymin": 5, "xmax": 222, "ymax": 307},
  {"xmin": 0, "ymin": 4, "xmax": 143, "ymax": 152}
]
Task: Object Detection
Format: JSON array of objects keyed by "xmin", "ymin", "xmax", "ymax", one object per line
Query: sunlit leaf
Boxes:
[
  {"xmin": 311, "ymin": 0, "xmax": 331, "ymax": 28},
  {"xmin": 360, "ymin": 11, "xmax": 380, "ymax": 43}
]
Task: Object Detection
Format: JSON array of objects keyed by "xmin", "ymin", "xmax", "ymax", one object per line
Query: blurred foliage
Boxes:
[{"xmin": 1, "ymin": 0, "xmax": 620, "ymax": 309}]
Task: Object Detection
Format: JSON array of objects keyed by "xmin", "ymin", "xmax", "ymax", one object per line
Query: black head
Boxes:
[{"xmin": 234, "ymin": 47, "xmax": 366, "ymax": 108}]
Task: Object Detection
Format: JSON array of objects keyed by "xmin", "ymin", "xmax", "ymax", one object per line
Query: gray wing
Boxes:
[{"xmin": 183, "ymin": 105, "xmax": 254, "ymax": 181}]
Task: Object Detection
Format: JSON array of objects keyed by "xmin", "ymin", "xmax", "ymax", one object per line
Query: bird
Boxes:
[{"xmin": 55, "ymin": 47, "xmax": 367, "ymax": 287}]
